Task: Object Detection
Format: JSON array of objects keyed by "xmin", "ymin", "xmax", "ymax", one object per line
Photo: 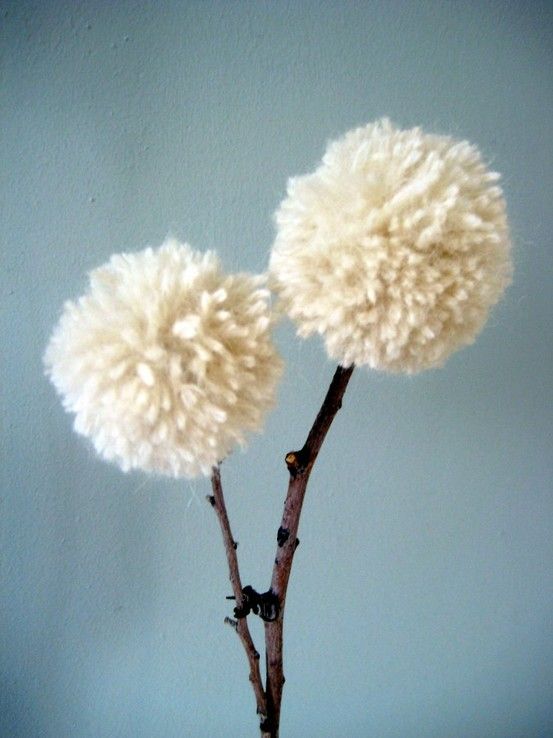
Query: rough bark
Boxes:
[
  {"xmin": 263, "ymin": 364, "xmax": 355, "ymax": 736},
  {"xmin": 208, "ymin": 466, "xmax": 268, "ymax": 727},
  {"xmin": 209, "ymin": 364, "xmax": 354, "ymax": 738}
]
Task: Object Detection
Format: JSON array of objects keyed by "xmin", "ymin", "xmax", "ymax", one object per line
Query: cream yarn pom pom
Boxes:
[
  {"xmin": 269, "ymin": 119, "xmax": 512, "ymax": 373},
  {"xmin": 44, "ymin": 239, "xmax": 283, "ymax": 478}
]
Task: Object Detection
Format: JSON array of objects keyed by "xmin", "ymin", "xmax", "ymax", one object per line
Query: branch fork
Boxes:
[{"xmin": 209, "ymin": 364, "xmax": 354, "ymax": 737}]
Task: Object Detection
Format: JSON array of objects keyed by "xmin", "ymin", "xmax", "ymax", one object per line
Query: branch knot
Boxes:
[{"xmin": 285, "ymin": 448, "xmax": 309, "ymax": 478}]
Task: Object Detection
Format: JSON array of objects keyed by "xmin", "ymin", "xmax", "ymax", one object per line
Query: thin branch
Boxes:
[
  {"xmin": 263, "ymin": 364, "xmax": 355, "ymax": 737},
  {"xmin": 209, "ymin": 465, "xmax": 268, "ymax": 726}
]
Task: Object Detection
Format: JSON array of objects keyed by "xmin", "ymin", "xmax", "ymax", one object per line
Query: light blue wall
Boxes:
[{"xmin": 2, "ymin": 2, "xmax": 552, "ymax": 736}]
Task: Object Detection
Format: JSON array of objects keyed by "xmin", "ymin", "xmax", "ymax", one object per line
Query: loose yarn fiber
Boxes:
[
  {"xmin": 269, "ymin": 119, "xmax": 512, "ymax": 373},
  {"xmin": 44, "ymin": 239, "xmax": 283, "ymax": 478}
]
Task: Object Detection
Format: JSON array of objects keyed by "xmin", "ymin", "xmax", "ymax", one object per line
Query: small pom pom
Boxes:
[{"xmin": 44, "ymin": 239, "xmax": 283, "ymax": 478}]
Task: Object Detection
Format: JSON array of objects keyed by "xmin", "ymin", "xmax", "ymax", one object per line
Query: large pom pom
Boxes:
[
  {"xmin": 44, "ymin": 239, "xmax": 283, "ymax": 478},
  {"xmin": 269, "ymin": 119, "xmax": 512, "ymax": 373}
]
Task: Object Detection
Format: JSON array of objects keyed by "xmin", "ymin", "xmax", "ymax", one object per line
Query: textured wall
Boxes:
[{"xmin": 2, "ymin": 1, "xmax": 552, "ymax": 736}]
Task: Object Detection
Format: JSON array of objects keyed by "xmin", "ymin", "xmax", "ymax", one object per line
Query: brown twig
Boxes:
[
  {"xmin": 263, "ymin": 364, "xmax": 355, "ymax": 737},
  {"xmin": 208, "ymin": 364, "xmax": 354, "ymax": 737},
  {"xmin": 208, "ymin": 465, "xmax": 268, "ymax": 729}
]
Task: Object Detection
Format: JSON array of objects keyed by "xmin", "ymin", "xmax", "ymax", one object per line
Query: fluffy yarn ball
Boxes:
[
  {"xmin": 44, "ymin": 239, "xmax": 283, "ymax": 478},
  {"xmin": 269, "ymin": 119, "xmax": 512, "ymax": 373}
]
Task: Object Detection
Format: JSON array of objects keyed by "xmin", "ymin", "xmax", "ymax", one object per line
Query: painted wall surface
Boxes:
[{"xmin": 2, "ymin": 2, "xmax": 552, "ymax": 736}]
